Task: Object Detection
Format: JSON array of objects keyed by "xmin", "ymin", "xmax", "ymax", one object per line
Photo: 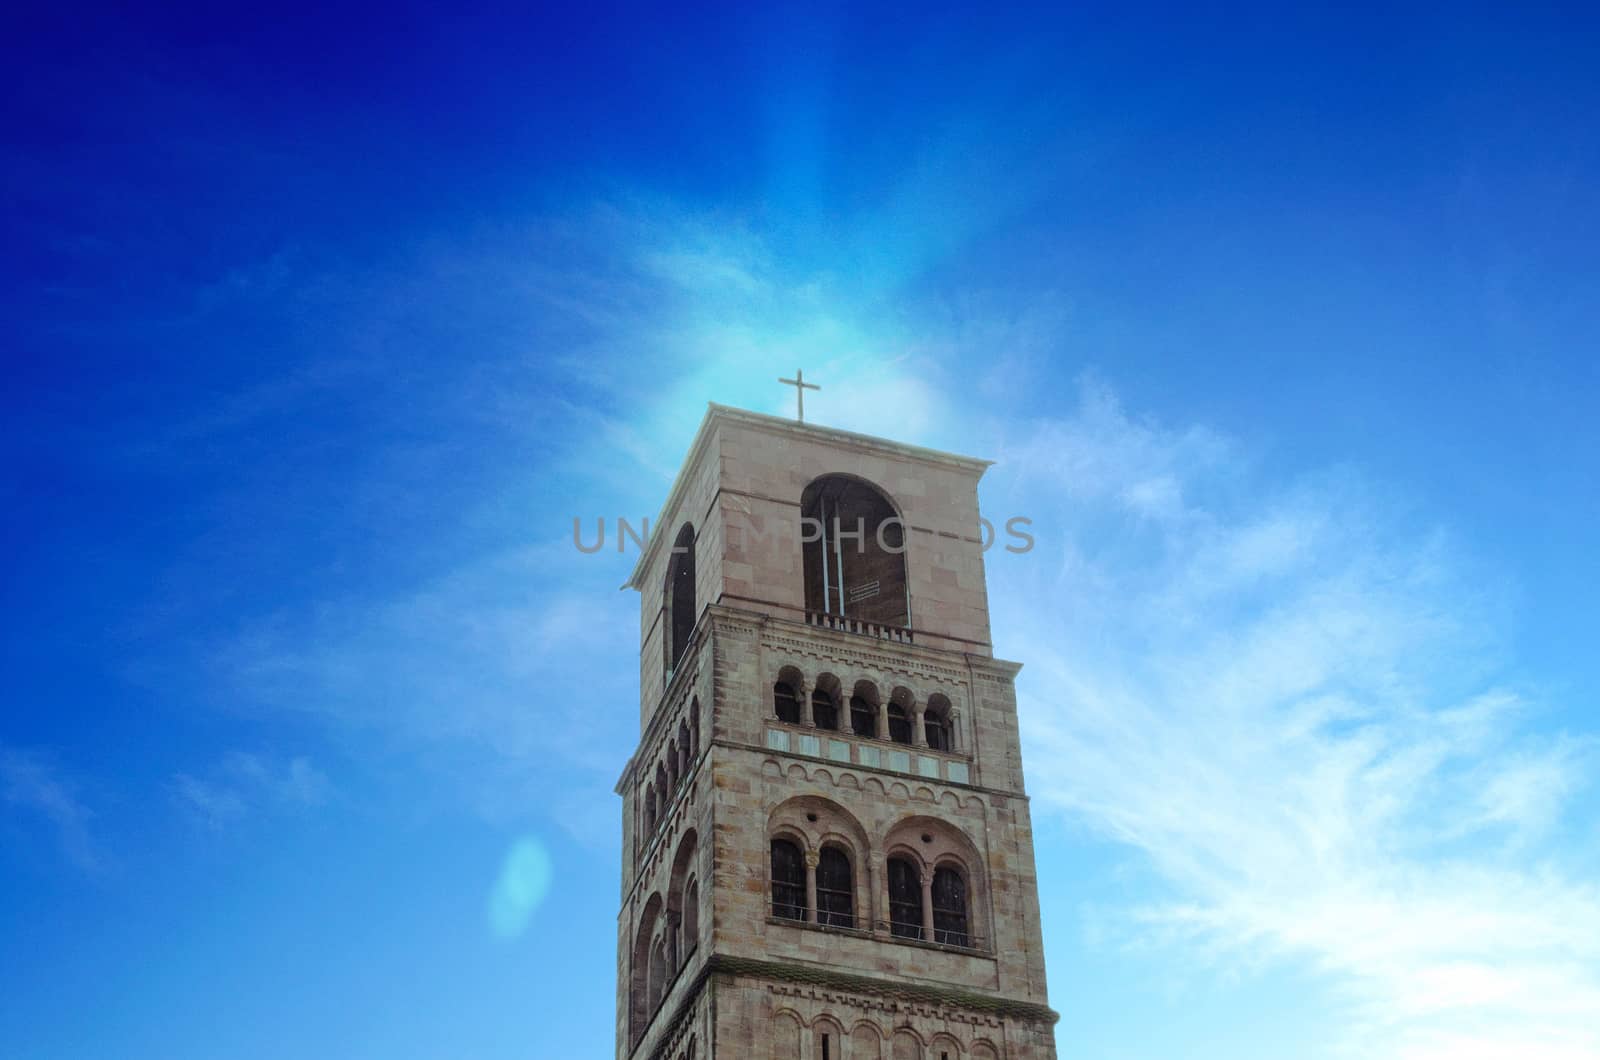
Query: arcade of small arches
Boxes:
[
  {"xmin": 772, "ymin": 668, "xmax": 959, "ymax": 754},
  {"xmin": 768, "ymin": 1009, "xmax": 1002, "ymax": 1060},
  {"xmin": 641, "ymin": 699, "xmax": 701, "ymax": 843},
  {"xmin": 767, "ymin": 797, "xmax": 986, "ymax": 951},
  {"xmin": 631, "ymin": 829, "xmax": 702, "ymax": 1043}
]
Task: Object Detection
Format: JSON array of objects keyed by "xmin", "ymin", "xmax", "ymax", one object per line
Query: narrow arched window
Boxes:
[
  {"xmin": 677, "ymin": 721, "xmax": 691, "ymax": 777},
  {"xmin": 813, "ymin": 1023, "xmax": 844, "ymax": 1060},
  {"xmin": 924, "ymin": 694, "xmax": 953, "ymax": 751},
  {"xmin": 648, "ymin": 935, "xmax": 667, "ymax": 1010},
  {"xmin": 887, "ymin": 856, "xmax": 922, "ymax": 939},
  {"xmin": 816, "ymin": 846, "xmax": 853, "ymax": 927},
  {"xmin": 931, "ymin": 865, "xmax": 969, "ymax": 947},
  {"xmin": 770, "ymin": 838, "xmax": 806, "ymax": 921},
  {"xmin": 682, "ymin": 878, "xmax": 699, "ymax": 954},
  {"xmin": 773, "ymin": 681, "xmax": 801, "ymax": 725},
  {"xmin": 850, "ymin": 694, "xmax": 876, "ymax": 737},
  {"xmin": 645, "ymin": 785, "xmax": 657, "ymax": 833},
  {"xmin": 811, "ymin": 688, "xmax": 838, "ymax": 730},
  {"xmin": 664, "ymin": 523, "xmax": 696, "ymax": 675},
  {"xmin": 887, "ymin": 702, "xmax": 913, "ymax": 744},
  {"xmin": 800, "ymin": 475, "xmax": 909, "ymax": 627}
]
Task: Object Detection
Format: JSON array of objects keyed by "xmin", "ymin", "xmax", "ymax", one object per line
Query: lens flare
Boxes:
[{"xmin": 487, "ymin": 835, "xmax": 553, "ymax": 940}]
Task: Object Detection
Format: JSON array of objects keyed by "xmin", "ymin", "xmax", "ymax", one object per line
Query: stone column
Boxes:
[
  {"xmin": 913, "ymin": 704, "xmax": 927, "ymax": 747},
  {"xmin": 800, "ymin": 683, "xmax": 813, "ymax": 727},
  {"xmin": 877, "ymin": 700, "xmax": 889, "ymax": 740},
  {"xmin": 920, "ymin": 868, "xmax": 936, "ymax": 942},
  {"xmin": 871, "ymin": 850, "xmax": 888, "ymax": 934},
  {"xmin": 804, "ymin": 851, "xmax": 820, "ymax": 924}
]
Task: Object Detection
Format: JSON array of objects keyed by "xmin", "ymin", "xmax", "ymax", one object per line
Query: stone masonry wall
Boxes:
[
  {"xmin": 706, "ymin": 610, "xmax": 1051, "ymax": 1006},
  {"xmin": 712, "ymin": 973, "xmax": 1057, "ymax": 1059},
  {"xmin": 620, "ymin": 408, "xmax": 1056, "ymax": 1060},
  {"xmin": 713, "ymin": 416, "xmax": 993, "ymax": 656},
  {"xmin": 638, "ymin": 420, "xmax": 728, "ymax": 729}
]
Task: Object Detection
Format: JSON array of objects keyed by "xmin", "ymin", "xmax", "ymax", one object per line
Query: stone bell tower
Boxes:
[{"xmin": 616, "ymin": 404, "xmax": 1058, "ymax": 1060}]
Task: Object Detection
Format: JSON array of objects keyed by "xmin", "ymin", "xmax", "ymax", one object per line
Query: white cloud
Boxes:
[
  {"xmin": 535, "ymin": 200, "xmax": 971, "ymax": 458},
  {"xmin": 1004, "ymin": 379, "xmax": 1233, "ymax": 520},
  {"xmin": 171, "ymin": 773, "xmax": 248, "ymax": 830},
  {"xmin": 993, "ymin": 381, "xmax": 1600, "ymax": 1059},
  {"xmin": 181, "ymin": 200, "xmax": 973, "ymax": 853},
  {"xmin": 0, "ymin": 745, "xmax": 102, "ymax": 872},
  {"xmin": 202, "ymin": 542, "xmax": 640, "ymax": 845},
  {"xmin": 172, "ymin": 752, "xmax": 332, "ymax": 831}
]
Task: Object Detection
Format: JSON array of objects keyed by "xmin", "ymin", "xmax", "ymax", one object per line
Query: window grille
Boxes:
[
  {"xmin": 816, "ymin": 846, "xmax": 853, "ymax": 928},
  {"xmin": 932, "ymin": 866, "xmax": 969, "ymax": 946},
  {"xmin": 849, "ymin": 695, "xmax": 876, "ymax": 737},
  {"xmin": 811, "ymin": 689, "xmax": 838, "ymax": 731},
  {"xmin": 887, "ymin": 703, "xmax": 913, "ymax": 745},
  {"xmin": 770, "ymin": 839, "xmax": 805, "ymax": 921},
  {"xmin": 887, "ymin": 857, "xmax": 922, "ymax": 939},
  {"xmin": 773, "ymin": 681, "xmax": 801, "ymax": 725}
]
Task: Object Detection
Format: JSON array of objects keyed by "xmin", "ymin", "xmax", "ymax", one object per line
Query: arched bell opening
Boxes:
[{"xmin": 800, "ymin": 475, "xmax": 909, "ymax": 628}]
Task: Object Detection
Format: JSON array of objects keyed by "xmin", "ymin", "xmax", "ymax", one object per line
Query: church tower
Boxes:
[{"xmin": 616, "ymin": 404, "xmax": 1058, "ymax": 1060}]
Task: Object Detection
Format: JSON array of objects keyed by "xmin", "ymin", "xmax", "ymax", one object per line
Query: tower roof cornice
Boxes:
[{"xmin": 624, "ymin": 403, "xmax": 993, "ymax": 591}]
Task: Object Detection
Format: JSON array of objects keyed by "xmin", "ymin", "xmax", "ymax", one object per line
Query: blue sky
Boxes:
[{"xmin": 4, "ymin": 4, "xmax": 1599, "ymax": 1058}]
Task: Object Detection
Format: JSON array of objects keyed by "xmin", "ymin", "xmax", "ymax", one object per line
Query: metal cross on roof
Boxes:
[{"xmin": 777, "ymin": 369, "xmax": 820, "ymax": 423}]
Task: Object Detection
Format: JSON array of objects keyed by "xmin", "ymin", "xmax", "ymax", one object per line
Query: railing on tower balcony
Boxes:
[{"xmin": 804, "ymin": 610, "xmax": 915, "ymax": 644}]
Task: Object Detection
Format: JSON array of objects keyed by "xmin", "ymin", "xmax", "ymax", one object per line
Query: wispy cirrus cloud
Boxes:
[
  {"xmin": 172, "ymin": 751, "xmax": 333, "ymax": 831},
  {"xmin": 202, "ymin": 539, "xmax": 640, "ymax": 843},
  {"xmin": 178, "ymin": 200, "xmax": 958, "ymax": 849},
  {"xmin": 527, "ymin": 198, "xmax": 1600, "ymax": 1056},
  {"xmin": 993, "ymin": 380, "xmax": 1600, "ymax": 1059},
  {"xmin": 0, "ymin": 745, "xmax": 103, "ymax": 872}
]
